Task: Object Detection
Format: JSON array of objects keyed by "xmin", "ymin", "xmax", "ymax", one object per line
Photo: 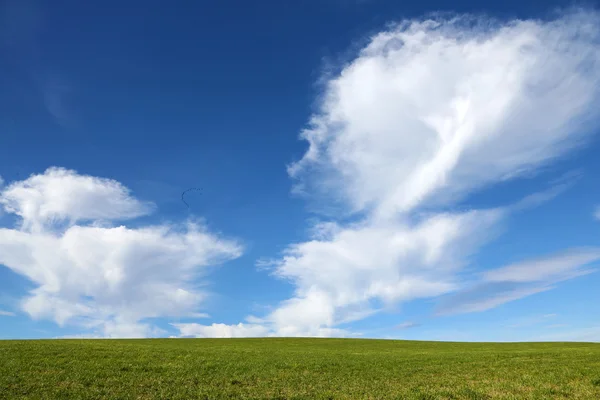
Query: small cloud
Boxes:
[
  {"xmin": 171, "ymin": 323, "xmax": 271, "ymax": 338},
  {"xmin": 594, "ymin": 207, "xmax": 600, "ymax": 220},
  {"xmin": 245, "ymin": 315, "xmax": 266, "ymax": 324},
  {"xmin": 255, "ymin": 257, "xmax": 279, "ymax": 272},
  {"xmin": 546, "ymin": 324, "xmax": 568, "ymax": 329},
  {"xmin": 188, "ymin": 313, "xmax": 210, "ymax": 319},
  {"xmin": 395, "ymin": 321, "xmax": 420, "ymax": 329},
  {"xmin": 0, "ymin": 310, "xmax": 16, "ymax": 317}
]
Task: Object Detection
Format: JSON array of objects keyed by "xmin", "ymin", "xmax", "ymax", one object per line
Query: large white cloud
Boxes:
[
  {"xmin": 181, "ymin": 10, "xmax": 600, "ymax": 338},
  {"xmin": 0, "ymin": 168, "xmax": 243, "ymax": 337},
  {"xmin": 291, "ymin": 10, "xmax": 600, "ymax": 219}
]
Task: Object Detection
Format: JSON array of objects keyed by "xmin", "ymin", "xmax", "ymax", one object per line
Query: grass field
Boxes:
[{"xmin": 1, "ymin": 338, "xmax": 600, "ymax": 399}]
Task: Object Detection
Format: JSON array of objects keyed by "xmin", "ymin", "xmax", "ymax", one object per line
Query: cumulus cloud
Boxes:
[
  {"xmin": 0, "ymin": 168, "xmax": 243, "ymax": 337},
  {"xmin": 187, "ymin": 10, "xmax": 600, "ymax": 338}
]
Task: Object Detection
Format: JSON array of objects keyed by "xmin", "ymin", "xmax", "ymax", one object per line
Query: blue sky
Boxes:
[{"xmin": 1, "ymin": 0, "xmax": 600, "ymax": 341}]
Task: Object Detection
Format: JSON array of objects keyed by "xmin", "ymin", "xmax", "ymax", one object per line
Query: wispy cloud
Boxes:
[
  {"xmin": 437, "ymin": 248, "xmax": 600, "ymax": 316},
  {"xmin": 437, "ymin": 283, "xmax": 552, "ymax": 316},
  {"xmin": 40, "ymin": 75, "xmax": 75, "ymax": 127},
  {"xmin": 0, "ymin": 310, "xmax": 16, "ymax": 317},
  {"xmin": 508, "ymin": 171, "xmax": 581, "ymax": 213},
  {"xmin": 483, "ymin": 249, "xmax": 600, "ymax": 283},
  {"xmin": 395, "ymin": 321, "xmax": 420, "ymax": 329}
]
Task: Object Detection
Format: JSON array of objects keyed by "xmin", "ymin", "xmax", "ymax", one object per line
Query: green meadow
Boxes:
[{"xmin": 1, "ymin": 338, "xmax": 599, "ymax": 399}]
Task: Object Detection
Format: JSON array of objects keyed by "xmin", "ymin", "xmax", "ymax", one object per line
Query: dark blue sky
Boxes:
[{"xmin": 1, "ymin": 0, "xmax": 586, "ymax": 228}]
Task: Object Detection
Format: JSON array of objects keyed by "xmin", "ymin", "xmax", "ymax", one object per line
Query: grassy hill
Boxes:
[{"xmin": 1, "ymin": 338, "xmax": 599, "ymax": 399}]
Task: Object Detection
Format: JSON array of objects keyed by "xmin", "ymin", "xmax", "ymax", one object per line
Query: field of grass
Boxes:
[{"xmin": 1, "ymin": 338, "xmax": 600, "ymax": 399}]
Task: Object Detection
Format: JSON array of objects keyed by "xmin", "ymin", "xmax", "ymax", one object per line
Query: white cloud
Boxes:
[
  {"xmin": 0, "ymin": 167, "xmax": 154, "ymax": 232},
  {"xmin": 172, "ymin": 321, "xmax": 355, "ymax": 338},
  {"xmin": 174, "ymin": 208, "xmax": 501, "ymax": 338},
  {"xmin": 209, "ymin": 10, "xmax": 600, "ymax": 338},
  {"xmin": 290, "ymin": 10, "xmax": 600, "ymax": 219},
  {"xmin": 0, "ymin": 310, "xmax": 16, "ymax": 316},
  {"xmin": 258, "ymin": 209, "xmax": 502, "ymax": 336},
  {"xmin": 594, "ymin": 206, "xmax": 600, "ymax": 220},
  {"xmin": 0, "ymin": 168, "xmax": 243, "ymax": 338}
]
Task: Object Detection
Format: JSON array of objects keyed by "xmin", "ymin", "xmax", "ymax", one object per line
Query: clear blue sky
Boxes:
[{"xmin": 1, "ymin": 0, "xmax": 600, "ymax": 340}]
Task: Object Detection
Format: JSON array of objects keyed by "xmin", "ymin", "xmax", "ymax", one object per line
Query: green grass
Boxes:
[{"xmin": 1, "ymin": 339, "xmax": 599, "ymax": 399}]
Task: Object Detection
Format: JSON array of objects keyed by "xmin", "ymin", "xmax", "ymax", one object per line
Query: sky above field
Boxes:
[{"xmin": 1, "ymin": 0, "xmax": 600, "ymax": 341}]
